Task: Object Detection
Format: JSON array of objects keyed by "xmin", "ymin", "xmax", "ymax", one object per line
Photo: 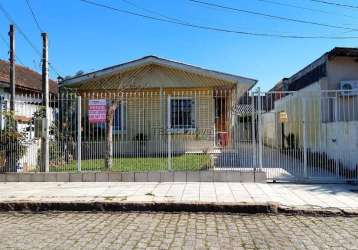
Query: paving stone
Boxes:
[
  {"xmin": 160, "ymin": 172, "xmax": 174, "ymax": 182},
  {"xmin": 95, "ymin": 172, "xmax": 109, "ymax": 182},
  {"xmin": 174, "ymin": 172, "xmax": 186, "ymax": 182},
  {"xmin": 0, "ymin": 212, "xmax": 357, "ymax": 249},
  {"xmin": 82, "ymin": 172, "xmax": 96, "ymax": 182},
  {"xmin": 19, "ymin": 173, "xmax": 32, "ymax": 182},
  {"xmin": 5, "ymin": 173, "xmax": 19, "ymax": 182},
  {"xmin": 200, "ymin": 171, "xmax": 214, "ymax": 182},
  {"xmin": 135, "ymin": 172, "xmax": 148, "ymax": 182},
  {"xmin": 31, "ymin": 173, "xmax": 45, "ymax": 182},
  {"xmin": 186, "ymin": 172, "xmax": 200, "ymax": 182},
  {"xmin": 56, "ymin": 173, "xmax": 70, "ymax": 182},
  {"xmin": 147, "ymin": 172, "xmax": 160, "ymax": 182},
  {"xmin": 122, "ymin": 172, "xmax": 134, "ymax": 182},
  {"xmin": 108, "ymin": 172, "xmax": 122, "ymax": 182},
  {"xmin": 69, "ymin": 173, "xmax": 82, "ymax": 182},
  {"xmin": 44, "ymin": 173, "xmax": 57, "ymax": 182}
]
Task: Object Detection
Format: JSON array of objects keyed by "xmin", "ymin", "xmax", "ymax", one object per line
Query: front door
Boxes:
[{"xmin": 215, "ymin": 97, "xmax": 228, "ymax": 147}]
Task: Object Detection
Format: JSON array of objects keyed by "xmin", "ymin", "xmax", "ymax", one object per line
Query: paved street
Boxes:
[{"xmin": 0, "ymin": 212, "xmax": 357, "ymax": 249}]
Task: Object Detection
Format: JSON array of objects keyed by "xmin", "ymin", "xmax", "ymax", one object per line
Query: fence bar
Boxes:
[
  {"xmin": 167, "ymin": 95, "xmax": 172, "ymax": 171},
  {"xmin": 302, "ymin": 95, "xmax": 308, "ymax": 178},
  {"xmin": 77, "ymin": 95, "xmax": 82, "ymax": 172},
  {"xmin": 257, "ymin": 88, "xmax": 263, "ymax": 170},
  {"xmin": 251, "ymin": 92, "xmax": 256, "ymax": 168}
]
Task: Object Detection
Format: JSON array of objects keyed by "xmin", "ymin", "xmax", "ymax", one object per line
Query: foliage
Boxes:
[
  {"xmin": 0, "ymin": 111, "xmax": 27, "ymax": 171},
  {"xmin": 33, "ymin": 106, "xmax": 75, "ymax": 168}
]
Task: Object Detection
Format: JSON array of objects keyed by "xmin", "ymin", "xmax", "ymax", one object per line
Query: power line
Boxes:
[
  {"xmin": 256, "ymin": 0, "xmax": 356, "ymax": 19},
  {"xmin": 25, "ymin": 0, "xmax": 43, "ymax": 33},
  {"xmin": 119, "ymin": 0, "xmax": 185, "ymax": 23},
  {"xmin": 309, "ymin": 0, "xmax": 358, "ymax": 9},
  {"xmin": 79, "ymin": 0, "xmax": 358, "ymax": 39},
  {"xmin": 0, "ymin": 34, "xmax": 26, "ymax": 66},
  {"xmin": 188, "ymin": 0, "xmax": 358, "ymax": 32},
  {"xmin": 0, "ymin": 3, "xmax": 41, "ymax": 55},
  {"xmin": 0, "ymin": 2, "xmax": 61, "ymax": 77}
]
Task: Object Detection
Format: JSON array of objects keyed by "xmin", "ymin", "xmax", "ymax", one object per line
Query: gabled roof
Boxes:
[
  {"xmin": 0, "ymin": 60, "xmax": 58, "ymax": 94},
  {"xmin": 61, "ymin": 56, "xmax": 257, "ymax": 88}
]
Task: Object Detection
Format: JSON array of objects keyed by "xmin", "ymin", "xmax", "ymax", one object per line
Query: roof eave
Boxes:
[{"xmin": 61, "ymin": 56, "xmax": 258, "ymax": 88}]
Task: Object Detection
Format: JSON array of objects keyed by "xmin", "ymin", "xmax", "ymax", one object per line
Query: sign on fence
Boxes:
[{"xmin": 88, "ymin": 99, "xmax": 107, "ymax": 124}]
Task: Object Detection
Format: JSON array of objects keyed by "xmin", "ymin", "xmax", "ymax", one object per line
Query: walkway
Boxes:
[{"xmin": 0, "ymin": 182, "xmax": 357, "ymax": 211}]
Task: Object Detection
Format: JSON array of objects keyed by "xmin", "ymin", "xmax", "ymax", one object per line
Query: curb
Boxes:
[
  {"xmin": 0, "ymin": 201, "xmax": 357, "ymax": 216},
  {"xmin": 0, "ymin": 201, "xmax": 279, "ymax": 214}
]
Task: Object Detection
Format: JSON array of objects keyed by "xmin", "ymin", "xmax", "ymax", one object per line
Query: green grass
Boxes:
[{"xmin": 50, "ymin": 154, "xmax": 212, "ymax": 172}]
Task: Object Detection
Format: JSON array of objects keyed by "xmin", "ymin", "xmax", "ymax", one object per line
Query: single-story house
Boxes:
[
  {"xmin": 0, "ymin": 60, "xmax": 58, "ymax": 171},
  {"xmin": 62, "ymin": 56, "xmax": 257, "ymax": 156},
  {"xmin": 0, "ymin": 60, "xmax": 58, "ymax": 129},
  {"xmin": 263, "ymin": 47, "xmax": 358, "ymax": 172}
]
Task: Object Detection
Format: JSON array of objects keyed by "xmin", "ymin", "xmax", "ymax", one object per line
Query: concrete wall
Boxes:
[
  {"xmin": 320, "ymin": 121, "xmax": 358, "ymax": 170},
  {"xmin": 326, "ymin": 57, "xmax": 358, "ymax": 90},
  {"xmin": 262, "ymin": 112, "xmax": 277, "ymax": 147}
]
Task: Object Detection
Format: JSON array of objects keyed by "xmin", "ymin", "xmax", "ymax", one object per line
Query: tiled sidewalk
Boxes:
[{"xmin": 0, "ymin": 182, "xmax": 358, "ymax": 210}]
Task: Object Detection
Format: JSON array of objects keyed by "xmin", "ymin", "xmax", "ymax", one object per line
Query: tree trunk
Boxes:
[{"xmin": 105, "ymin": 101, "xmax": 117, "ymax": 170}]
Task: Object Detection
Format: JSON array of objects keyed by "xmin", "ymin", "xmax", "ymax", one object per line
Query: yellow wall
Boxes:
[{"xmin": 79, "ymin": 87, "xmax": 234, "ymax": 152}]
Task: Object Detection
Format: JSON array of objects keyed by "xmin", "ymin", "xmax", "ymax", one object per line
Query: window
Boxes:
[
  {"xmin": 113, "ymin": 102, "xmax": 127, "ymax": 132},
  {"xmin": 170, "ymin": 98, "xmax": 195, "ymax": 130}
]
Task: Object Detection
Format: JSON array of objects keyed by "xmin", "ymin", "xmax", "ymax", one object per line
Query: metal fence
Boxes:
[{"xmin": 1, "ymin": 88, "xmax": 357, "ymax": 183}]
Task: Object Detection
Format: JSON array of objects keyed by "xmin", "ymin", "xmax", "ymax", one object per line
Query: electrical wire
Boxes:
[
  {"xmin": 188, "ymin": 0, "xmax": 358, "ymax": 32},
  {"xmin": 0, "ymin": 34, "xmax": 26, "ymax": 67},
  {"xmin": 0, "ymin": 2, "xmax": 61, "ymax": 77},
  {"xmin": 25, "ymin": 0, "xmax": 43, "ymax": 33},
  {"xmin": 79, "ymin": 0, "xmax": 358, "ymax": 39},
  {"xmin": 119, "ymin": 0, "xmax": 185, "ymax": 23},
  {"xmin": 309, "ymin": 0, "xmax": 358, "ymax": 9},
  {"xmin": 256, "ymin": 0, "xmax": 356, "ymax": 19}
]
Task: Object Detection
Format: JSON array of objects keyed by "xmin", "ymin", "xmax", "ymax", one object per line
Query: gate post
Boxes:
[
  {"xmin": 77, "ymin": 95, "xmax": 82, "ymax": 172},
  {"xmin": 257, "ymin": 88, "xmax": 263, "ymax": 171},
  {"xmin": 302, "ymin": 95, "xmax": 308, "ymax": 179},
  {"xmin": 167, "ymin": 96, "xmax": 172, "ymax": 171}
]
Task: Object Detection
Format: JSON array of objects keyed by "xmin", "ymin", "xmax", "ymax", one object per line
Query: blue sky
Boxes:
[{"xmin": 0, "ymin": 0, "xmax": 357, "ymax": 90}]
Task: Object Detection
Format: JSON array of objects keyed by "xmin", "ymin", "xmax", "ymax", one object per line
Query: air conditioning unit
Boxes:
[{"xmin": 340, "ymin": 81, "xmax": 358, "ymax": 96}]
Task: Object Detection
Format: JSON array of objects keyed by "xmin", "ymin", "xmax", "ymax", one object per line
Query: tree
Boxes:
[{"xmin": 79, "ymin": 71, "xmax": 144, "ymax": 170}]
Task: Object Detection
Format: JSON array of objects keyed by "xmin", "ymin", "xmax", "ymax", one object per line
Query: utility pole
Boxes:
[
  {"xmin": 41, "ymin": 32, "xmax": 49, "ymax": 172},
  {"xmin": 9, "ymin": 24, "xmax": 15, "ymax": 112}
]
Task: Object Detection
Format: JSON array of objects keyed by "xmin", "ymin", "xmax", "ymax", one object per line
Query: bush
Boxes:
[{"xmin": 0, "ymin": 111, "xmax": 27, "ymax": 172}]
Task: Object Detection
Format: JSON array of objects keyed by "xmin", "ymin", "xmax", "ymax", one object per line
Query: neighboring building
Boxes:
[
  {"xmin": 62, "ymin": 56, "xmax": 257, "ymax": 156},
  {"xmin": 0, "ymin": 60, "xmax": 58, "ymax": 94},
  {"xmin": 0, "ymin": 60, "xmax": 58, "ymax": 171},
  {"xmin": 263, "ymin": 47, "xmax": 358, "ymax": 172},
  {"xmin": 0, "ymin": 60, "xmax": 58, "ymax": 126}
]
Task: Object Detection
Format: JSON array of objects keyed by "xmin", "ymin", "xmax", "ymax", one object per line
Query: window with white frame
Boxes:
[
  {"xmin": 169, "ymin": 98, "xmax": 195, "ymax": 130},
  {"xmin": 113, "ymin": 101, "xmax": 127, "ymax": 132}
]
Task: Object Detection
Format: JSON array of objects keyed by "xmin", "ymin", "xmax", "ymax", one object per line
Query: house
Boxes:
[
  {"xmin": 263, "ymin": 47, "xmax": 358, "ymax": 173},
  {"xmin": 0, "ymin": 60, "xmax": 58, "ymax": 171},
  {"xmin": 0, "ymin": 60, "xmax": 58, "ymax": 130},
  {"xmin": 62, "ymin": 56, "xmax": 257, "ymax": 157}
]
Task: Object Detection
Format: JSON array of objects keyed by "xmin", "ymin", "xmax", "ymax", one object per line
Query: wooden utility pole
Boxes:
[
  {"xmin": 41, "ymin": 32, "xmax": 49, "ymax": 172},
  {"xmin": 9, "ymin": 24, "xmax": 15, "ymax": 112}
]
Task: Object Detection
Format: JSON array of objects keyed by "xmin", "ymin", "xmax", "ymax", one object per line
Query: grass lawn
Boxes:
[{"xmin": 50, "ymin": 154, "xmax": 212, "ymax": 172}]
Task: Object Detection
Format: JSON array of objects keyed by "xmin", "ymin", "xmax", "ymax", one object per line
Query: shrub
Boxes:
[{"xmin": 0, "ymin": 111, "xmax": 27, "ymax": 172}]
